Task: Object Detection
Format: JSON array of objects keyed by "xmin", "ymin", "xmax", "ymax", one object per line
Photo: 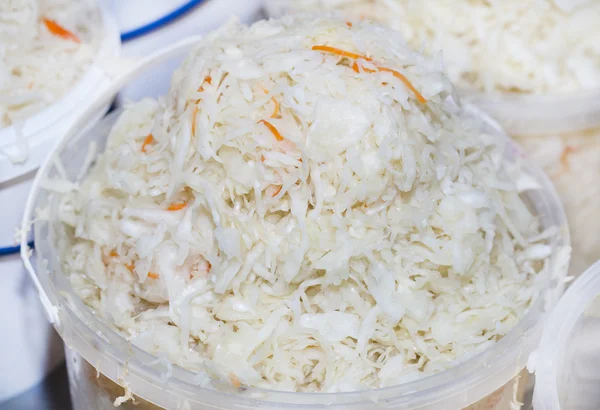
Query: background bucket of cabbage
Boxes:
[
  {"xmin": 0, "ymin": 1, "xmax": 121, "ymax": 402},
  {"xmin": 0, "ymin": 2, "xmax": 121, "ymax": 185},
  {"xmin": 263, "ymin": 1, "xmax": 600, "ymax": 139},
  {"xmin": 20, "ymin": 40, "xmax": 570, "ymax": 410}
]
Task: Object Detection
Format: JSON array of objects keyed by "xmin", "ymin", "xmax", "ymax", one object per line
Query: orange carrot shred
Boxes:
[
  {"xmin": 125, "ymin": 264, "xmax": 135, "ymax": 272},
  {"xmin": 313, "ymin": 45, "xmax": 425, "ymax": 103},
  {"xmin": 207, "ymin": 261, "xmax": 212, "ymax": 272},
  {"xmin": 261, "ymin": 154, "xmax": 266, "ymax": 162},
  {"xmin": 167, "ymin": 203, "xmax": 187, "ymax": 211},
  {"xmin": 229, "ymin": 373, "xmax": 241, "ymax": 388},
  {"xmin": 377, "ymin": 67, "xmax": 427, "ymax": 103},
  {"xmin": 43, "ymin": 18, "xmax": 80, "ymax": 43},
  {"xmin": 311, "ymin": 45, "xmax": 372, "ymax": 61},
  {"xmin": 141, "ymin": 134, "xmax": 154, "ymax": 153},
  {"xmin": 197, "ymin": 76, "xmax": 212, "ymax": 92},
  {"xmin": 272, "ymin": 185, "xmax": 282, "ymax": 197},
  {"xmin": 109, "ymin": 251, "xmax": 118, "ymax": 257},
  {"xmin": 191, "ymin": 105, "xmax": 199, "ymax": 135},
  {"xmin": 270, "ymin": 97, "xmax": 280, "ymax": 118},
  {"xmin": 258, "ymin": 119, "xmax": 284, "ymax": 142},
  {"xmin": 346, "ymin": 22, "xmax": 353, "ymax": 27},
  {"xmin": 147, "ymin": 272, "xmax": 159, "ymax": 279},
  {"xmin": 560, "ymin": 146, "xmax": 577, "ymax": 170},
  {"xmin": 352, "ymin": 61, "xmax": 377, "ymax": 73}
]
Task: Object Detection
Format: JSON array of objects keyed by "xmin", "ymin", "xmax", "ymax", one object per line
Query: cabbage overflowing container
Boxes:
[
  {"xmin": 22, "ymin": 14, "xmax": 569, "ymax": 410},
  {"xmin": 22, "ymin": 105, "xmax": 570, "ymax": 408},
  {"xmin": 22, "ymin": 88, "xmax": 570, "ymax": 409}
]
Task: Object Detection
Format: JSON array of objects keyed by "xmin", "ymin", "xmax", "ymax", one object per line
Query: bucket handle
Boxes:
[{"xmin": 20, "ymin": 36, "xmax": 203, "ymax": 325}]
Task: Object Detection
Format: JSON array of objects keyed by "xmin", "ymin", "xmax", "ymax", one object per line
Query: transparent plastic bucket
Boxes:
[
  {"xmin": 21, "ymin": 41, "xmax": 571, "ymax": 410},
  {"xmin": 533, "ymin": 260, "xmax": 600, "ymax": 410}
]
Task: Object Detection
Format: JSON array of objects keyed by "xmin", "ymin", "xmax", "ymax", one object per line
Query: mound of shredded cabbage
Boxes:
[
  {"xmin": 269, "ymin": 0, "xmax": 600, "ymax": 94},
  {"xmin": 58, "ymin": 16, "xmax": 558, "ymax": 392},
  {"xmin": 0, "ymin": 0, "xmax": 101, "ymax": 127}
]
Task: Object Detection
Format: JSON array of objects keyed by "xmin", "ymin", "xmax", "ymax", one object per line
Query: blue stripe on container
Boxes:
[{"xmin": 120, "ymin": 0, "xmax": 206, "ymax": 42}]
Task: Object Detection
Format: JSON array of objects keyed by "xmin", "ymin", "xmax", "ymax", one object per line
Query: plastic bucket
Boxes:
[
  {"xmin": 464, "ymin": 88, "xmax": 600, "ymax": 138},
  {"xmin": 0, "ymin": 2, "xmax": 121, "ymax": 184},
  {"xmin": 533, "ymin": 260, "xmax": 600, "ymax": 410},
  {"xmin": 0, "ymin": 253, "xmax": 65, "ymax": 402},
  {"xmin": 0, "ymin": 2, "xmax": 120, "ymax": 402},
  {"xmin": 0, "ymin": 0, "xmax": 120, "ymax": 252},
  {"xmin": 21, "ymin": 42, "xmax": 571, "ymax": 410}
]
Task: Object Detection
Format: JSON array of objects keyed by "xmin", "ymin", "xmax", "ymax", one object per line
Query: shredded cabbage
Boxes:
[
  {"xmin": 58, "ymin": 15, "xmax": 558, "ymax": 392},
  {"xmin": 0, "ymin": 0, "xmax": 101, "ymax": 128},
  {"xmin": 269, "ymin": 0, "xmax": 600, "ymax": 94},
  {"xmin": 517, "ymin": 128, "xmax": 600, "ymax": 276}
]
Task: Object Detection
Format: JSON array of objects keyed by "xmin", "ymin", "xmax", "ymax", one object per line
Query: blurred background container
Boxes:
[{"xmin": 0, "ymin": 1, "xmax": 120, "ymax": 401}]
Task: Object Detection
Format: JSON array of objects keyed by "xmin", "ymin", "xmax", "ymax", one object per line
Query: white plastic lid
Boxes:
[{"xmin": 533, "ymin": 260, "xmax": 600, "ymax": 409}]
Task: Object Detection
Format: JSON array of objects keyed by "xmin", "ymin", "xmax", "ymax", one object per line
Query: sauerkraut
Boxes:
[
  {"xmin": 517, "ymin": 128, "xmax": 600, "ymax": 276},
  {"xmin": 57, "ymin": 15, "xmax": 559, "ymax": 392},
  {"xmin": 267, "ymin": 0, "xmax": 600, "ymax": 94},
  {"xmin": 0, "ymin": 0, "xmax": 102, "ymax": 127}
]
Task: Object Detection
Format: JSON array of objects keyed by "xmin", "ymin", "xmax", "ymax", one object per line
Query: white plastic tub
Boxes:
[
  {"xmin": 0, "ymin": 2, "xmax": 121, "ymax": 185},
  {"xmin": 0, "ymin": 253, "xmax": 64, "ymax": 402},
  {"xmin": 0, "ymin": 0, "xmax": 120, "ymax": 252},
  {"xmin": 0, "ymin": 1, "xmax": 120, "ymax": 402},
  {"xmin": 20, "ymin": 39, "xmax": 571, "ymax": 410},
  {"xmin": 465, "ymin": 87, "xmax": 600, "ymax": 138}
]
